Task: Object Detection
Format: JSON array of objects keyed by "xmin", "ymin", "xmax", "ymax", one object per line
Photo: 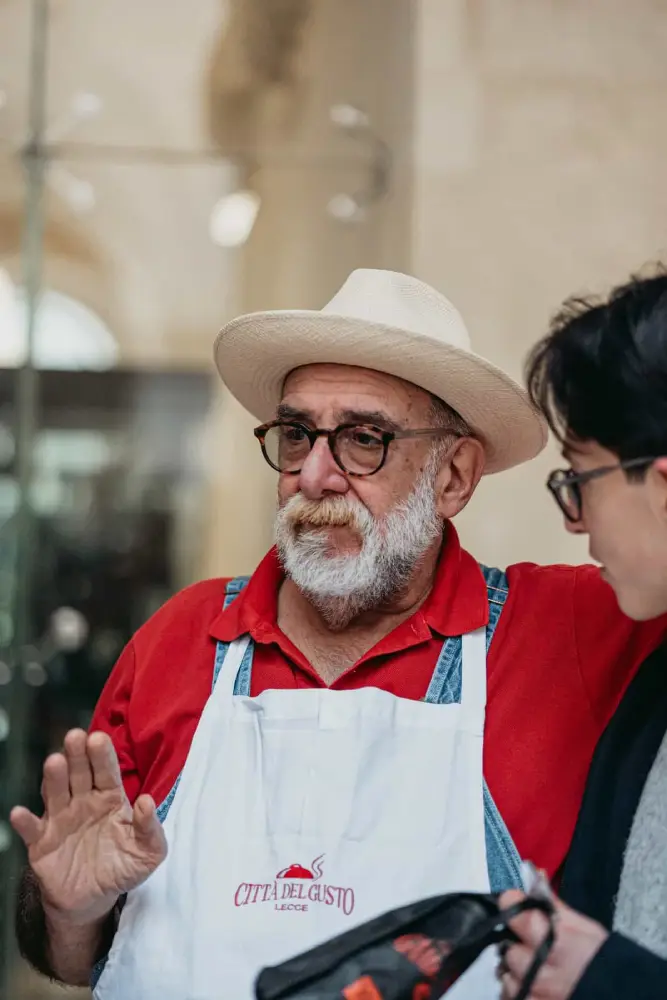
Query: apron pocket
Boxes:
[{"xmin": 343, "ymin": 727, "xmax": 460, "ymax": 845}]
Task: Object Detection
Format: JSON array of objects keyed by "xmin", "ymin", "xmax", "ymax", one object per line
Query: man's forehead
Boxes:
[{"xmin": 281, "ymin": 363, "xmax": 430, "ymax": 412}]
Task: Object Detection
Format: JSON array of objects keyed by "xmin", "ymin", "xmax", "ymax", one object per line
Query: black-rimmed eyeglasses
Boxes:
[
  {"xmin": 254, "ymin": 420, "xmax": 461, "ymax": 477},
  {"xmin": 547, "ymin": 456, "xmax": 656, "ymax": 522}
]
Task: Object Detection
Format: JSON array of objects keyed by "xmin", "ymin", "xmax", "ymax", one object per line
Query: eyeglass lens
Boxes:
[
  {"xmin": 553, "ymin": 474, "xmax": 581, "ymax": 521},
  {"xmin": 263, "ymin": 423, "xmax": 387, "ymax": 475}
]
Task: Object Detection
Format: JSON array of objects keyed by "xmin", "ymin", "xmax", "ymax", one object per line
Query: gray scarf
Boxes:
[{"xmin": 614, "ymin": 728, "xmax": 667, "ymax": 958}]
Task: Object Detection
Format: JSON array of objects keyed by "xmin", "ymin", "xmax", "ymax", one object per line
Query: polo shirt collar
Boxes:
[{"xmin": 209, "ymin": 523, "xmax": 489, "ymax": 644}]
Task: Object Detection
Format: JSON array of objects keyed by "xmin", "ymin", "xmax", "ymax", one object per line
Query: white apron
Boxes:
[{"xmin": 94, "ymin": 626, "xmax": 502, "ymax": 1000}]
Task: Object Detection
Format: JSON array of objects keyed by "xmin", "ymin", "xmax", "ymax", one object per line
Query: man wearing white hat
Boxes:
[{"xmin": 12, "ymin": 271, "xmax": 666, "ymax": 999}]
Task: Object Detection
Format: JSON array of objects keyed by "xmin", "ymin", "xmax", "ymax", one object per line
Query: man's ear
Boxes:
[{"xmin": 435, "ymin": 438, "xmax": 486, "ymax": 520}]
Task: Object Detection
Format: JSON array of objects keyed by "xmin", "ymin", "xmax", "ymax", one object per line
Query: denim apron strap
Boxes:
[
  {"xmin": 156, "ymin": 577, "xmax": 253, "ymax": 827},
  {"xmin": 222, "ymin": 575, "xmax": 251, "ymax": 610},
  {"xmin": 425, "ymin": 564, "xmax": 523, "ymax": 892}
]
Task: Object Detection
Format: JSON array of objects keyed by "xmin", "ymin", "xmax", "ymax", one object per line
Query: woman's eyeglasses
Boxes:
[{"xmin": 546, "ymin": 456, "xmax": 656, "ymax": 522}]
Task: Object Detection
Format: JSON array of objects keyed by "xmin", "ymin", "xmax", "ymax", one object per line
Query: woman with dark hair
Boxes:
[{"xmin": 499, "ymin": 271, "xmax": 667, "ymax": 999}]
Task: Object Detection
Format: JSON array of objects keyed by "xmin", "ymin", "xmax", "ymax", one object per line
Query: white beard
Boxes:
[{"xmin": 275, "ymin": 456, "xmax": 443, "ymax": 629}]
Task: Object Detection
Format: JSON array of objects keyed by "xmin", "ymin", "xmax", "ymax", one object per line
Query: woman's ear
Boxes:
[{"xmin": 648, "ymin": 458, "xmax": 667, "ymax": 520}]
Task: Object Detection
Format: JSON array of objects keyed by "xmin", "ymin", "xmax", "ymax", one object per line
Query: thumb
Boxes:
[
  {"xmin": 10, "ymin": 806, "xmax": 43, "ymax": 848},
  {"xmin": 132, "ymin": 795, "xmax": 166, "ymax": 854},
  {"xmin": 551, "ymin": 892, "xmax": 573, "ymax": 918}
]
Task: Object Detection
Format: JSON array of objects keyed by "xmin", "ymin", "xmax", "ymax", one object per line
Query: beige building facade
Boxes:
[
  {"xmin": 2, "ymin": 0, "xmax": 667, "ymax": 582},
  {"xmin": 204, "ymin": 0, "xmax": 667, "ymax": 574}
]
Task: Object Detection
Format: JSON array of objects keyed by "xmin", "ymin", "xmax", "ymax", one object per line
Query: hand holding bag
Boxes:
[{"xmin": 255, "ymin": 890, "xmax": 555, "ymax": 1000}]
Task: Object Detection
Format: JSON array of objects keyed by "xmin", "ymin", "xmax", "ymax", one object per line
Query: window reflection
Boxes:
[
  {"xmin": 0, "ymin": 270, "xmax": 119, "ymax": 371},
  {"xmin": 0, "ymin": 369, "xmax": 212, "ymax": 823}
]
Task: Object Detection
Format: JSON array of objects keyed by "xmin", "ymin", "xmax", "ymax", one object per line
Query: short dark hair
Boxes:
[{"xmin": 526, "ymin": 269, "xmax": 667, "ymax": 475}]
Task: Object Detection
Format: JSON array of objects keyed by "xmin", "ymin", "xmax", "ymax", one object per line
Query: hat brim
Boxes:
[{"xmin": 214, "ymin": 310, "xmax": 547, "ymax": 475}]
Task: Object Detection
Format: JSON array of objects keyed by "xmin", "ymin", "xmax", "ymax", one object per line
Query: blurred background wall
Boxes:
[
  {"xmin": 0, "ymin": 0, "xmax": 666, "ymax": 995},
  {"xmin": 411, "ymin": 0, "xmax": 667, "ymax": 565}
]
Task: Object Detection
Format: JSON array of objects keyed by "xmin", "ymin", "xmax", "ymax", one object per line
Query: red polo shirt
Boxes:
[{"xmin": 91, "ymin": 525, "xmax": 666, "ymax": 879}]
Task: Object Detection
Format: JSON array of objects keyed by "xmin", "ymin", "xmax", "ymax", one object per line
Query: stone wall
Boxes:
[
  {"xmin": 411, "ymin": 0, "xmax": 667, "ymax": 567},
  {"xmin": 198, "ymin": 0, "xmax": 416, "ymax": 578}
]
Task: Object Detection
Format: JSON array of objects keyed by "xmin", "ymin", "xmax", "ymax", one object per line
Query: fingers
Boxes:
[
  {"xmin": 87, "ymin": 731, "xmax": 123, "ymax": 792},
  {"xmin": 133, "ymin": 794, "xmax": 157, "ymax": 832},
  {"xmin": 42, "ymin": 731, "xmax": 119, "ymax": 811},
  {"xmin": 41, "ymin": 753, "xmax": 71, "ymax": 815},
  {"xmin": 505, "ymin": 942, "xmax": 534, "ymax": 981},
  {"xmin": 500, "ymin": 889, "xmax": 527, "ymax": 932},
  {"xmin": 500, "ymin": 944, "xmax": 538, "ymax": 999},
  {"xmin": 502, "ymin": 939, "xmax": 558, "ymax": 999},
  {"xmin": 499, "ymin": 889, "xmax": 525, "ymax": 909},
  {"xmin": 498, "ymin": 888, "xmax": 555, "ymax": 998},
  {"xmin": 64, "ymin": 729, "xmax": 93, "ymax": 796},
  {"xmin": 9, "ymin": 806, "xmax": 43, "ymax": 847},
  {"xmin": 132, "ymin": 795, "xmax": 167, "ymax": 857},
  {"xmin": 500, "ymin": 888, "xmax": 552, "ymax": 947},
  {"xmin": 499, "ymin": 972, "xmax": 517, "ymax": 1000},
  {"xmin": 500, "ymin": 971, "xmax": 522, "ymax": 1000},
  {"xmin": 13, "ymin": 730, "xmax": 124, "ymax": 850}
]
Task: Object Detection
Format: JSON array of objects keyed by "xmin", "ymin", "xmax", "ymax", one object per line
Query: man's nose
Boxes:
[{"xmin": 297, "ymin": 438, "xmax": 349, "ymax": 500}]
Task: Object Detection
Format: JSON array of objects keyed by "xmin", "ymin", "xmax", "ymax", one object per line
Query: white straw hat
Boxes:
[{"xmin": 214, "ymin": 269, "xmax": 547, "ymax": 474}]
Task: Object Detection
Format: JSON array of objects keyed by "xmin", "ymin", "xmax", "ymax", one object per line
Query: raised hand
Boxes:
[{"xmin": 11, "ymin": 729, "xmax": 167, "ymax": 926}]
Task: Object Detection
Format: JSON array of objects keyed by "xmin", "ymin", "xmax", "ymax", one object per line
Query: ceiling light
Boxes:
[
  {"xmin": 209, "ymin": 189, "xmax": 261, "ymax": 248},
  {"xmin": 329, "ymin": 104, "xmax": 369, "ymax": 131},
  {"xmin": 70, "ymin": 91, "xmax": 103, "ymax": 121},
  {"xmin": 327, "ymin": 193, "xmax": 365, "ymax": 222}
]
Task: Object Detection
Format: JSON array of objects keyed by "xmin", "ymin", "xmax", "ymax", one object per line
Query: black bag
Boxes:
[{"xmin": 255, "ymin": 891, "xmax": 555, "ymax": 1000}]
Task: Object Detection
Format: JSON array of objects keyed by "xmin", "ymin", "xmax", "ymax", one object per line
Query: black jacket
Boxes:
[{"xmin": 560, "ymin": 644, "xmax": 667, "ymax": 999}]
